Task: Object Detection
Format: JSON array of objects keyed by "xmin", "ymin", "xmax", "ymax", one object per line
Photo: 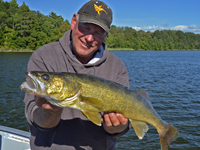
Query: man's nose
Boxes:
[{"xmin": 85, "ymin": 34, "xmax": 94, "ymax": 42}]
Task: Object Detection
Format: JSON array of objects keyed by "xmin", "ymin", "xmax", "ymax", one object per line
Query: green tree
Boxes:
[
  {"xmin": 59, "ymin": 22, "xmax": 70, "ymax": 34},
  {"xmin": 3, "ymin": 26, "xmax": 15, "ymax": 49},
  {"xmin": 7, "ymin": 0, "xmax": 19, "ymax": 29},
  {"xmin": 15, "ymin": 2, "xmax": 33, "ymax": 37}
]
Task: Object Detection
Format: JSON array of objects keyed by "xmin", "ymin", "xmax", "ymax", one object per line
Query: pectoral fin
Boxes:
[
  {"xmin": 82, "ymin": 110, "xmax": 102, "ymax": 126},
  {"xmin": 130, "ymin": 119, "xmax": 149, "ymax": 139}
]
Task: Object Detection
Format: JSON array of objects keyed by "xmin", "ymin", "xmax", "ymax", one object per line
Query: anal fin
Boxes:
[{"xmin": 130, "ymin": 119, "xmax": 149, "ymax": 139}]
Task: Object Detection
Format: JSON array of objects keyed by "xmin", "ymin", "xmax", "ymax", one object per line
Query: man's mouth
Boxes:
[{"xmin": 81, "ymin": 40, "xmax": 91, "ymax": 48}]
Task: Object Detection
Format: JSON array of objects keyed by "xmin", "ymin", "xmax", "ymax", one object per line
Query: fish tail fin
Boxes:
[{"xmin": 159, "ymin": 124, "xmax": 179, "ymax": 150}]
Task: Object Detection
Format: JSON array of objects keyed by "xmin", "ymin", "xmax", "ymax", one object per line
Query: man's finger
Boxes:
[
  {"xmin": 116, "ymin": 113, "xmax": 128, "ymax": 125},
  {"xmin": 103, "ymin": 112, "xmax": 112, "ymax": 126},
  {"xmin": 109, "ymin": 112, "xmax": 120, "ymax": 126}
]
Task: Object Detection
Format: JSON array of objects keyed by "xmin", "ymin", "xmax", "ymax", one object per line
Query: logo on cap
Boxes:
[{"xmin": 94, "ymin": 4, "xmax": 107, "ymax": 16}]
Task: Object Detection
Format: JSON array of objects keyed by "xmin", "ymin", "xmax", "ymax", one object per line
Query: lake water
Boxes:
[{"xmin": 0, "ymin": 51, "xmax": 199, "ymax": 150}]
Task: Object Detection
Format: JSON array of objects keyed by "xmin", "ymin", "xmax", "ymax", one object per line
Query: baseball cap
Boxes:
[{"xmin": 77, "ymin": 0, "xmax": 113, "ymax": 33}]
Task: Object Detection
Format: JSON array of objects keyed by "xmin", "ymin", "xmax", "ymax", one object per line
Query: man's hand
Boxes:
[
  {"xmin": 35, "ymin": 96, "xmax": 61, "ymax": 110},
  {"xmin": 33, "ymin": 96, "xmax": 63, "ymax": 128},
  {"xmin": 102, "ymin": 112, "xmax": 128, "ymax": 126},
  {"xmin": 101, "ymin": 112, "xmax": 129, "ymax": 134}
]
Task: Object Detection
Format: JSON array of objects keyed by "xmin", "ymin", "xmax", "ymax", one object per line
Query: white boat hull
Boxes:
[{"xmin": 0, "ymin": 125, "xmax": 30, "ymax": 150}]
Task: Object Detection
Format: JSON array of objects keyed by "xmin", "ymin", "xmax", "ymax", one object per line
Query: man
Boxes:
[{"xmin": 24, "ymin": 0, "xmax": 131, "ymax": 149}]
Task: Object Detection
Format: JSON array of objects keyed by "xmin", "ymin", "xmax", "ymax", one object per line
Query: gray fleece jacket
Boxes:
[{"xmin": 24, "ymin": 30, "xmax": 130, "ymax": 150}]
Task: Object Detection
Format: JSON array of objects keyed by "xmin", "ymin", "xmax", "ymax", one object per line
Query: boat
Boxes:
[{"xmin": 0, "ymin": 125, "xmax": 30, "ymax": 150}]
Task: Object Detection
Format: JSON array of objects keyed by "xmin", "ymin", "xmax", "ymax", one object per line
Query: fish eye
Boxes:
[{"xmin": 41, "ymin": 74, "xmax": 49, "ymax": 81}]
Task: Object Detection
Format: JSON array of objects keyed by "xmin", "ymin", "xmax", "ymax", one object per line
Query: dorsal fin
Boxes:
[{"xmin": 136, "ymin": 90, "xmax": 153, "ymax": 106}]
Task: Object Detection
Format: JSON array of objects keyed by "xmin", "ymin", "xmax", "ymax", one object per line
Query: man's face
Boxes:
[{"xmin": 71, "ymin": 14, "xmax": 107, "ymax": 63}]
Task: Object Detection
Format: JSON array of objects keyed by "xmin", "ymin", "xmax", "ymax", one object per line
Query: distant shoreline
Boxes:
[
  {"xmin": 0, "ymin": 49, "xmax": 200, "ymax": 52},
  {"xmin": 0, "ymin": 50, "xmax": 34, "ymax": 52}
]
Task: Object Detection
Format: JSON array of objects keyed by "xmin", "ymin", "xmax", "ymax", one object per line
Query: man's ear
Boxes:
[{"xmin": 71, "ymin": 14, "xmax": 77, "ymax": 30}]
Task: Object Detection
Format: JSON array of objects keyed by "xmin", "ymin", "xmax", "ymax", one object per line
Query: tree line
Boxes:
[
  {"xmin": 106, "ymin": 26, "xmax": 200, "ymax": 50},
  {"xmin": 0, "ymin": 0, "xmax": 70, "ymax": 50},
  {"xmin": 1, "ymin": 0, "xmax": 200, "ymax": 51}
]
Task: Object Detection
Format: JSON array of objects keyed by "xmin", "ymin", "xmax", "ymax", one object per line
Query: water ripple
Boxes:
[
  {"xmin": 112, "ymin": 51, "xmax": 200, "ymax": 149},
  {"xmin": 1, "ymin": 51, "xmax": 200, "ymax": 149}
]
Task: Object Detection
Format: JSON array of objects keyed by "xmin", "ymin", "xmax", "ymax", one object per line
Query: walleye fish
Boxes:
[{"xmin": 20, "ymin": 71, "xmax": 179, "ymax": 150}]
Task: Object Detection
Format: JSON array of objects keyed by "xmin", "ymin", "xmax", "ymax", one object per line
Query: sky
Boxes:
[{"xmin": 4, "ymin": 0, "xmax": 200, "ymax": 33}]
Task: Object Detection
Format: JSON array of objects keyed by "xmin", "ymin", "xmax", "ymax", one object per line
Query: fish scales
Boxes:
[{"xmin": 73, "ymin": 73, "xmax": 162, "ymax": 125}]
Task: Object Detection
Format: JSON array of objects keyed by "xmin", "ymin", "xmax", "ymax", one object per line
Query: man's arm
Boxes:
[
  {"xmin": 24, "ymin": 50, "xmax": 63, "ymax": 129},
  {"xmin": 32, "ymin": 97, "xmax": 63, "ymax": 128}
]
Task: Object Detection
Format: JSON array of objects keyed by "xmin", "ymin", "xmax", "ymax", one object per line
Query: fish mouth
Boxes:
[{"xmin": 20, "ymin": 72, "xmax": 40, "ymax": 93}]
